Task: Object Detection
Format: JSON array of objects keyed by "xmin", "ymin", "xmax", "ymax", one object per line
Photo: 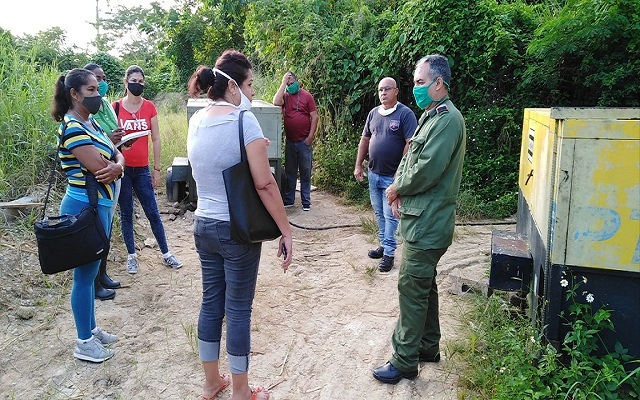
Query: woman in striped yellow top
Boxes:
[{"xmin": 51, "ymin": 68, "xmax": 125, "ymax": 363}]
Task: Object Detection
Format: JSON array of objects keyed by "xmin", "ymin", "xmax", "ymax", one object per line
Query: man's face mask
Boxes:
[
  {"xmin": 286, "ymin": 81, "xmax": 300, "ymax": 95},
  {"xmin": 412, "ymin": 79, "xmax": 437, "ymax": 110},
  {"xmin": 97, "ymin": 80, "xmax": 109, "ymax": 97}
]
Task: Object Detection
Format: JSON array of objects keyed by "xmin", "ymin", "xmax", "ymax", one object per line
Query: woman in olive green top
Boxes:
[{"xmin": 84, "ymin": 63, "xmax": 126, "ymax": 300}]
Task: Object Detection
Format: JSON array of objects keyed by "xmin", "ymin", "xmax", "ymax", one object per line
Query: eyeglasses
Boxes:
[{"xmin": 378, "ymin": 86, "xmax": 397, "ymax": 93}]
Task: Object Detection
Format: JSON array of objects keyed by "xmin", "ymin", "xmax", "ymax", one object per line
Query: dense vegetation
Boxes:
[
  {"xmin": 0, "ymin": 0, "xmax": 637, "ymax": 231},
  {"xmin": 2, "ymin": 0, "xmax": 638, "ymax": 217}
]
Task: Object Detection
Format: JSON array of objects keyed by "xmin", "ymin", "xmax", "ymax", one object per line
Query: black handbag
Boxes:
[
  {"xmin": 223, "ymin": 110, "xmax": 281, "ymax": 243},
  {"xmin": 34, "ymin": 122, "xmax": 111, "ymax": 274}
]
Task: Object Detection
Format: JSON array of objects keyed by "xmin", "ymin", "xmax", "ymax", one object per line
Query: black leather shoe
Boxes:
[
  {"xmin": 373, "ymin": 362, "xmax": 418, "ymax": 384},
  {"xmin": 368, "ymin": 246, "xmax": 384, "ymax": 259},
  {"xmin": 100, "ymin": 274, "xmax": 121, "ymax": 289},
  {"xmin": 378, "ymin": 255, "xmax": 394, "ymax": 272},
  {"xmin": 419, "ymin": 352, "xmax": 441, "ymax": 363}
]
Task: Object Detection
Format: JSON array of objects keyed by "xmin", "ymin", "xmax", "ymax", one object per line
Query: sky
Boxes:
[{"xmin": 0, "ymin": 0, "xmax": 174, "ymax": 52}]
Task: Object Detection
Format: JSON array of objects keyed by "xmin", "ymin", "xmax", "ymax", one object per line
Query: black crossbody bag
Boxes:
[{"xmin": 34, "ymin": 121, "xmax": 110, "ymax": 274}]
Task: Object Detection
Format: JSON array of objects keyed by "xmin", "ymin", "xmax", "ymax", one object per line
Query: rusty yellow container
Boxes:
[{"xmin": 494, "ymin": 107, "xmax": 640, "ymax": 360}]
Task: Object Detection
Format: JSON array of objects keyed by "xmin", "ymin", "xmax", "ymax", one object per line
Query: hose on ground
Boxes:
[{"xmin": 289, "ymin": 220, "xmax": 515, "ymax": 231}]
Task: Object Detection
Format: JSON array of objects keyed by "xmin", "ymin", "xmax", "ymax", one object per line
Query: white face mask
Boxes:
[
  {"xmin": 238, "ymin": 90, "xmax": 252, "ymax": 111},
  {"xmin": 212, "ymin": 68, "xmax": 252, "ymax": 111},
  {"xmin": 378, "ymin": 103, "xmax": 397, "ymax": 116}
]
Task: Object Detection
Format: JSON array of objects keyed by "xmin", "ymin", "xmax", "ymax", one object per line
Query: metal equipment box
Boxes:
[
  {"xmin": 167, "ymin": 99, "xmax": 284, "ymax": 203},
  {"xmin": 186, "ymin": 98, "xmax": 283, "ymax": 185},
  {"xmin": 186, "ymin": 98, "xmax": 282, "ymax": 159},
  {"xmin": 490, "ymin": 107, "xmax": 640, "ymax": 360}
]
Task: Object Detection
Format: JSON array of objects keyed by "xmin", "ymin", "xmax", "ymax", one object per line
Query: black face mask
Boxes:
[
  {"xmin": 82, "ymin": 95, "xmax": 102, "ymax": 114},
  {"xmin": 127, "ymin": 82, "xmax": 145, "ymax": 96}
]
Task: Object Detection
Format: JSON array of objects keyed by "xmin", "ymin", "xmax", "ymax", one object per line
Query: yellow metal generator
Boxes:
[{"xmin": 490, "ymin": 107, "xmax": 640, "ymax": 359}]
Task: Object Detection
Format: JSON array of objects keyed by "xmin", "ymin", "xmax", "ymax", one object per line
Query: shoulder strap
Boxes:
[
  {"xmin": 40, "ymin": 119, "xmax": 99, "ymax": 219},
  {"xmin": 237, "ymin": 110, "xmax": 247, "ymax": 162},
  {"xmin": 114, "ymin": 100, "xmax": 120, "ymax": 117},
  {"xmin": 41, "ymin": 121, "xmax": 68, "ymax": 219}
]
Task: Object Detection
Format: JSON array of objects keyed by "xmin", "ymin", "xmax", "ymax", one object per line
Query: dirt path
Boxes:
[{"xmin": 0, "ymin": 190, "xmax": 498, "ymax": 399}]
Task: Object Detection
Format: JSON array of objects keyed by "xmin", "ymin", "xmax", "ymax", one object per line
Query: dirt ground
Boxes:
[{"xmin": 0, "ymin": 190, "xmax": 502, "ymax": 400}]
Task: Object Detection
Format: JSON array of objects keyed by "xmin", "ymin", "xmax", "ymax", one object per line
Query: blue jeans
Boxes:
[
  {"xmin": 368, "ymin": 170, "xmax": 398, "ymax": 257},
  {"xmin": 118, "ymin": 166, "xmax": 168, "ymax": 254},
  {"xmin": 284, "ymin": 138, "xmax": 312, "ymax": 207},
  {"xmin": 193, "ymin": 216, "xmax": 262, "ymax": 374},
  {"xmin": 60, "ymin": 195, "xmax": 113, "ymax": 340}
]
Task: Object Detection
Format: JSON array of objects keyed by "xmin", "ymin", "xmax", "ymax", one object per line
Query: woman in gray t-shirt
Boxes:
[{"xmin": 186, "ymin": 50, "xmax": 292, "ymax": 400}]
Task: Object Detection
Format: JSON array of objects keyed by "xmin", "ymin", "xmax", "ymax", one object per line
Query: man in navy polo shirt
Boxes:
[{"xmin": 354, "ymin": 77, "xmax": 417, "ymax": 272}]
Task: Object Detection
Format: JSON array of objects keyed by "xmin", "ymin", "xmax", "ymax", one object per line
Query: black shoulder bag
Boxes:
[
  {"xmin": 223, "ymin": 110, "xmax": 281, "ymax": 243},
  {"xmin": 34, "ymin": 122, "xmax": 111, "ymax": 274}
]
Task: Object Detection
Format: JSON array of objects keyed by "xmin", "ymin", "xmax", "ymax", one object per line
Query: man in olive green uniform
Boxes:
[{"xmin": 373, "ymin": 54, "xmax": 466, "ymax": 384}]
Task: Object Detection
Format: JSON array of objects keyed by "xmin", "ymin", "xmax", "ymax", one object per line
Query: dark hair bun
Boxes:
[{"xmin": 200, "ymin": 67, "xmax": 215, "ymax": 91}]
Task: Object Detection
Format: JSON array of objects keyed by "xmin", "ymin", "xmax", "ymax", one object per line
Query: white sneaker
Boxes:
[
  {"xmin": 74, "ymin": 337, "xmax": 115, "ymax": 363},
  {"xmin": 126, "ymin": 255, "xmax": 138, "ymax": 274},
  {"xmin": 92, "ymin": 327, "xmax": 118, "ymax": 345},
  {"xmin": 163, "ymin": 254, "xmax": 183, "ymax": 269}
]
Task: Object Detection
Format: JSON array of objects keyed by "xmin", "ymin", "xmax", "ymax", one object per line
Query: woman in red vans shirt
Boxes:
[{"xmin": 113, "ymin": 65, "xmax": 182, "ymax": 274}]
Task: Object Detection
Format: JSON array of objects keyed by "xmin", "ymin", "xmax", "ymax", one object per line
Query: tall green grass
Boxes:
[
  {"xmin": 156, "ymin": 96, "xmax": 189, "ymax": 170},
  {"xmin": 0, "ymin": 46, "xmax": 60, "ymax": 201}
]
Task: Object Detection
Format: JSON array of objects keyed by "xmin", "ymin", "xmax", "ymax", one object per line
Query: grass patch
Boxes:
[
  {"xmin": 180, "ymin": 320, "xmax": 198, "ymax": 355},
  {"xmin": 360, "ymin": 216, "xmax": 378, "ymax": 240},
  {"xmin": 156, "ymin": 103, "xmax": 189, "ymax": 176},
  {"xmin": 453, "ymin": 283, "xmax": 640, "ymax": 399},
  {"xmin": 0, "ymin": 46, "xmax": 60, "ymax": 202}
]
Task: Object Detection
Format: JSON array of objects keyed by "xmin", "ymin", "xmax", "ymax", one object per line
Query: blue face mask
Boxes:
[
  {"xmin": 412, "ymin": 79, "xmax": 437, "ymax": 109},
  {"xmin": 97, "ymin": 80, "xmax": 109, "ymax": 97}
]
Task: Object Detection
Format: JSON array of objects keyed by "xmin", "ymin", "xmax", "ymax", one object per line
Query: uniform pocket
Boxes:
[
  {"xmin": 401, "ymin": 247, "xmax": 447, "ymax": 278},
  {"xmin": 398, "ymin": 206, "xmax": 424, "ymax": 243},
  {"xmin": 407, "ymin": 135, "xmax": 426, "ymax": 164}
]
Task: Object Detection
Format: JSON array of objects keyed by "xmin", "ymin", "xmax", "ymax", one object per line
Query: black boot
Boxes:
[
  {"xmin": 378, "ymin": 255, "xmax": 394, "ymax": 272},
  {"xmin": 98, "ymin": 256, "xmax": 120, "ymax": 289},
  {"xmin": 95, "ymin": 276, "xmax": 116, "ymax": 300}
]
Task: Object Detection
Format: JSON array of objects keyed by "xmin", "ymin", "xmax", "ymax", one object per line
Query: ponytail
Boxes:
[
  {"xmin": 187, "ymin": 65, "xmax": 216, "ymax": 98},
  {"xmin": 51, "ymin": 75, "xmax": 71, "ymax": 122}
]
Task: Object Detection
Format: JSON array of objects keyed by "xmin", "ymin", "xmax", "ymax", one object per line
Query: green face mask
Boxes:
[
  {"xmin": 286, "ymin": 81, "xmax": 299, "ymax": 94},
  {"xmin": 98, "ymin": 80, "xmax": 109, "ymax": 97},
  {"xmin": 412, "ymin": 79, "xmax": 437, "ymax": 109}
]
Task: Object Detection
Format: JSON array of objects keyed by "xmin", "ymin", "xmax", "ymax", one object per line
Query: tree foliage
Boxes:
[
  {"xmin": 1, "ymin": 0, "xmax": 637, "ymax": 218},
  {"xmin": 89, "ymin": 52, "xmax": 124, "ymax": 97},
  {"xmin": 243, "ymin": 0, "xmax": 542, "ymax": 216},
  {"xmin": 523, "ymin": 0, "xmax": 640, "ymax": 107}
]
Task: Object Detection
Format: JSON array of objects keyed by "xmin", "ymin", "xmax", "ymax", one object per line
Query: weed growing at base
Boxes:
[{"xmin": 453, "ymin": 276, "xmax": 639, "ymax": 399}]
